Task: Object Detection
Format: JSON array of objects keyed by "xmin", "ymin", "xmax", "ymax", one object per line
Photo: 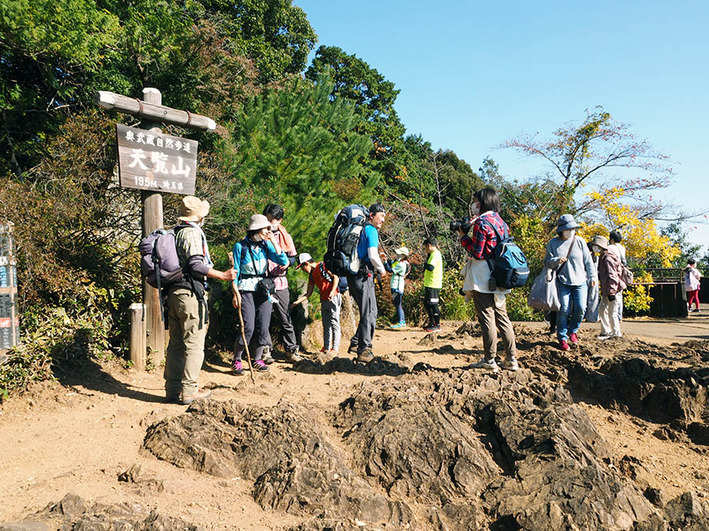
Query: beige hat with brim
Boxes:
[
  {"xmin": 394, "ymin": 246, "xmax": 410, "ymax": 257},
  {"xmin": 178, "ymin": 196, "xmax": 210, "ymax": 222},
  {"xmin": 591, "ymin": 235, "xmax": 609, "ymax": 249},
  {"xmin": 248, "ymin": 214, "xmax": 270, "ymax": 232}
]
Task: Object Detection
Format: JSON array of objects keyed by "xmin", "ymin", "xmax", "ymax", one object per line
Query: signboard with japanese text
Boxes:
[{"xmin": 116, "ymin": 124, "xmax": 197, "ymax": 195}]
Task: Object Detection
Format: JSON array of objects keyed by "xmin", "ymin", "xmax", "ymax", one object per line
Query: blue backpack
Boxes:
[{"xmin": 482, "ymin": 220, "xmax": 530, "ymax": 289}]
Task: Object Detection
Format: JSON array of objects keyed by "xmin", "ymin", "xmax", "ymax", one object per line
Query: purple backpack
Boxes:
[{"xmin": 139, "ymin": 228, "xmax": 184, "ymax": 290}]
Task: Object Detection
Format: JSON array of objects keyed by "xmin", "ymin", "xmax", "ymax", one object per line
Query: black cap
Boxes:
[{"xmin": 369, "ymin": 203, "xmax": 386, "ymax": 214}]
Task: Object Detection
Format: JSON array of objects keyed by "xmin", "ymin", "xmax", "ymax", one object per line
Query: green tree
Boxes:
[
  {"xmin": 199, "ymin": 0, "xmax": 316, "ymax": 83},
  {"xmin": 0, "ymin": 0, "xmax": 120, "ymax": 176},
  {"xmin": 305, "ymin": 46, "xmax": 405, "ymax": 179},
  {"xmin": 216, "ymin": 75, "xmax": 374, "ymax": 258}
]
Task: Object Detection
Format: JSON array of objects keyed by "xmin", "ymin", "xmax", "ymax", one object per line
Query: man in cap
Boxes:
[
  {"xmin": 348, "ymin": 203, "xmax": 387, "ymax": 362},
  {"xmin": 165, "ymin": 195, "xmax": 237, "ymax": 405}
]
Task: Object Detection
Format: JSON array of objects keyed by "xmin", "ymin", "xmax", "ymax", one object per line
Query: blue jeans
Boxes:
[{"xmin": 556, "ymin": 282, "xmax": 587, "ymax": 341}]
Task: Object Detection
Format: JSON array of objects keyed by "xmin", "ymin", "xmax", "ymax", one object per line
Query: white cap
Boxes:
[{"xmin": 295, "ymin": 253, "xmax": 313, "ymax": 268}]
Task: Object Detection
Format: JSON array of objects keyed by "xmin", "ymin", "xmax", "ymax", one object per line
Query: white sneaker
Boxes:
[
  {"xmin": 470, "ymin": 358, "xmax": 500, "ymax": 373},
  {"xmin": 596, "ymin": 334, "xmax": 612, "ymax": 340},
  {"xmin": 501, "ymin": 357, "xmax": 519, "ymax": 371}
]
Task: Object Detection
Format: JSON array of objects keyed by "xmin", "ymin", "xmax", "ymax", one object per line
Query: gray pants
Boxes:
[
  {"xmin": 164, "ymin": 288, "xmax": 208, "ymax": 399},
  {"xmin": 348, "ymin": 271, "xmax": 377, "ymax": 353},
  {"xmin": 322, "ymin": 293, "xmax": 342, "ymax": 351},
  {"xmin": 234, "ymin": 290, "xmax": 272, "ymax": 362},
  {"xmin": 271, "ymin": 288, "xmax": 298, "ymax": 352}
]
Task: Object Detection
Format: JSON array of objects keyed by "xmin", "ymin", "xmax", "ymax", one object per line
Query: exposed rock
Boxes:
[
  {"xmin": 144, "ymin": 400, "xmax": 414, "ymax": 527},
  {"xmin": 1, "ymin": 494, "xmax": 201, "ymax": 531}
]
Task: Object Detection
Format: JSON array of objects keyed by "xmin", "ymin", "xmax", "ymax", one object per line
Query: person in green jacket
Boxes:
[
  {"xmin": 423, "ymin": 237, "xmax": 443, "ymax": 332},
  {"xmin": 386, "ymin": 246, "xmax": 411, "ymax": 329}
]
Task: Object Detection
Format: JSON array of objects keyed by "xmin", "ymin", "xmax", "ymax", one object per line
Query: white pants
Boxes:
[{"xmin": 599, "ymin": 296, "xmax": 621, "ymax": 336}]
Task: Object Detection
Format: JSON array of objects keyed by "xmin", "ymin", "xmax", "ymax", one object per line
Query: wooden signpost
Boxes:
[{"xmin": 96, "ymin": 88, "xmax": 215, "ymax": 368}]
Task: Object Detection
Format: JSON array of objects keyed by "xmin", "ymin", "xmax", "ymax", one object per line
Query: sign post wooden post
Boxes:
[
  {"xmin": 96, "ymin": 87, "xmax": 215, "ymax": 368},
  {"xmin": 141, "ymin": 88, "xmax": 165, "ymax": 365}
]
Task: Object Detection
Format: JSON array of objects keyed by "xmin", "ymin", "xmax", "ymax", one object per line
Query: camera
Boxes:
[{"xmin": 449, "ymin": 217, "xmax": 474, "ymax": 234}]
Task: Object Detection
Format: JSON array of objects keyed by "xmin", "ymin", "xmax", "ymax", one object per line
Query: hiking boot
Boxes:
[
  {"xmin": 390, "ymin": 321, "xmax": 406, "ymax": 329},
  {"xmin": 559, "ymin": 340, "xmax": 570, "ymax": 351},
  {"xmin": 285, "ymin": 350, "xmax": 302, "ymax": 363},
  {"xmin": 232, "ymin": 359, "xmax": 245, "ymax": 375},
  {"xmin": 254, "ymin": 359, "xmax": 269, "ymax": 372},
  {"xmin": 348, "ymin": 344, "xmax": 358, "ymax": 355},
  {"xmin": 356, "ymin": 348, "xmax": 374, "ymax": 363},
  {"xmin": 501, "ymin": 357, "xmax": 519, "ymax": 371},
  {"xmin": 424, "ymin": 324, "xmax": 441, "ymax": 332},
  {"xmin": 470, "ymin": 358, "xmax": 500, "ymax": 373},
  {"xmin": 165, "ymin": 393, "xmax": 181, "ymax": 404},
  {"xmin": 262, "ymin": 346, "xmax": 275, "ymax": 365},
  {"xmin": 181, "ymin": 388, "xmax": 212, "ymax": 405},
  {"xmin": 569, "ymin": 332, "xmax": 579, "ymax": 344}
]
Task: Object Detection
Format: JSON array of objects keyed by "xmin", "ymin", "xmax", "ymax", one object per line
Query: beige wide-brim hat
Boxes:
[
  {"xmin": 394, "ymin": 246, "xmax": 410, "ymax": 257},
  {"xmin": 178, "ymin": 196, "xmax": 210, "ymax": 222},
  {"xmin": 591, "ymin": 235, "xmax": 609, "ymax": 249},
  {"xmin": 248, "ymin": 214, "xmax": 270, "ymax": 232}
]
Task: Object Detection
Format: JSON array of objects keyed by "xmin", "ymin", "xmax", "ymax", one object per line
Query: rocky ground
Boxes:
[{"xmin": 0, "ymin": 315, "xmax": 708, "ymax": 530}]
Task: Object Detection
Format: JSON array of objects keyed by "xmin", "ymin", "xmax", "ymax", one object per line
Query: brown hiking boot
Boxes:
[{"xmin": 356, "ymin": 348, "xmax": 374, "ymax": 363}]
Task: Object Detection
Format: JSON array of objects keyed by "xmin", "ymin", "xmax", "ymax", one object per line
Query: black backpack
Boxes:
[{"xmin": 324, "ymin": 204, "xmax": 370, "ymax": 276}]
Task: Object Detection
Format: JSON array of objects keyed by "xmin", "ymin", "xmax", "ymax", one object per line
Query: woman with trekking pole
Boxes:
[{"xmin": 231, "ymin": 214, "xmax": 289, "ymax": 376}]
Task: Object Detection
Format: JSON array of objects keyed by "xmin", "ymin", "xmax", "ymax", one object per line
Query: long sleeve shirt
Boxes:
[
  {"xmin": 232, "ymin": 238, "xmax": 288, "ymax": 292},
  {"xmin": 598, "ymin": 250, "xmax": 626, "ymax": 296},
  {"xmin": 460, "ymin": 212, "xmax": 508, "ymax": 260},
  {"xmin": 545, "ymin": 236, "xmax": 597, "ymax": 286}
]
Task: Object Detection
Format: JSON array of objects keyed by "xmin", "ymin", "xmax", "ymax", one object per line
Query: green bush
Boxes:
[{"xmin": 0, "ymin": 306, "xmax": 115, "ymax": 401}]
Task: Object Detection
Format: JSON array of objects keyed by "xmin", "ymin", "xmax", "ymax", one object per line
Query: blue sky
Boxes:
[{"xmin": 293, "ymin": 0, "xmax": 709, "ymax": 251}]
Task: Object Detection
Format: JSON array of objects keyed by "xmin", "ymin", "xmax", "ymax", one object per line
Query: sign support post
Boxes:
[{"xmin": 96, "ymin": 87, "xmax": 215, "ymax": 368}]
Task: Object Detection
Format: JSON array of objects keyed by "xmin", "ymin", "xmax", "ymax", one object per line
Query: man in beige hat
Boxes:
[{"xmin": 164, "ymin": 195, "xmax": 237, "ymax": 405}]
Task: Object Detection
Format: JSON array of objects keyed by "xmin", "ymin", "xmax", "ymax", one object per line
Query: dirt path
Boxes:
[{"xmin": 1, "ymin": 316, "xmax": 707, "ymax": 528}]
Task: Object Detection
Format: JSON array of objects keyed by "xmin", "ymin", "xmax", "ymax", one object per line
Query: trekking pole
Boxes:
[{"xmin": 229, "ymin": 252, "xmax": 256, "ymax": 384}]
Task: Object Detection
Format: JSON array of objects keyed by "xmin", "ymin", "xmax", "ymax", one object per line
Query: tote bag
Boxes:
[{"xmin": 527, "ymin": 266, "xmax": 560, "ymax": 311}]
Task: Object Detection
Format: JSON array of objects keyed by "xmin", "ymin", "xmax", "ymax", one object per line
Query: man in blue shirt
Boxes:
[{"xmin": 348, "ymin": 203, "xmax": 387, "ymax": 362}]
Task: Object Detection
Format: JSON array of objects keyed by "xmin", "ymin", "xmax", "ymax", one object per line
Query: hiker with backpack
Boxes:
[
  {"xmin": 263, "ymin": 204, "xmax": 301, "ymax": 363},
  {"xmin": 231, "ymin": 214, "xmax": 289, "ymax": 375},
  {"xmin": 163, "ymin": 196, "xmax": 237, "ymax": 405},
  {"xmin": 422, "ymin": 238, "xmax": 443, "ymax": 332},
  {"xmin": 458, "ymin": 188, "xmax": 519, "ymax": 373},
  {"xmin": 291, "ymin": 253, "xmax": 341, "ymax": 356},
  {"xmin": 544, "ymin": 214, "xmax": 597, "ymax": 351},
  {"xmin": 386, "ymin": 246, "xmax": 411, "ymax": 329},
  {"xmin": 347, "ymin": 203, "xmax": 387, "ymax": 362}
]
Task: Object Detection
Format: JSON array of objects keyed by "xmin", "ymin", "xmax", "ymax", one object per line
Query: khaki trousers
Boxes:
[
  {"xmin": 164, "ymin": 288, "xmax": 208, "ymax": 399},
  {"xmin": 472, "ymin": 290, "xmax": 517, "ymax": 361}
]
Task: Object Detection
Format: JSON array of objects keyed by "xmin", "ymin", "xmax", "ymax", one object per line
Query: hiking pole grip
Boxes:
[{"xmin": 229, "ymin": 251, "xmax": 255, "ymax": 384}]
